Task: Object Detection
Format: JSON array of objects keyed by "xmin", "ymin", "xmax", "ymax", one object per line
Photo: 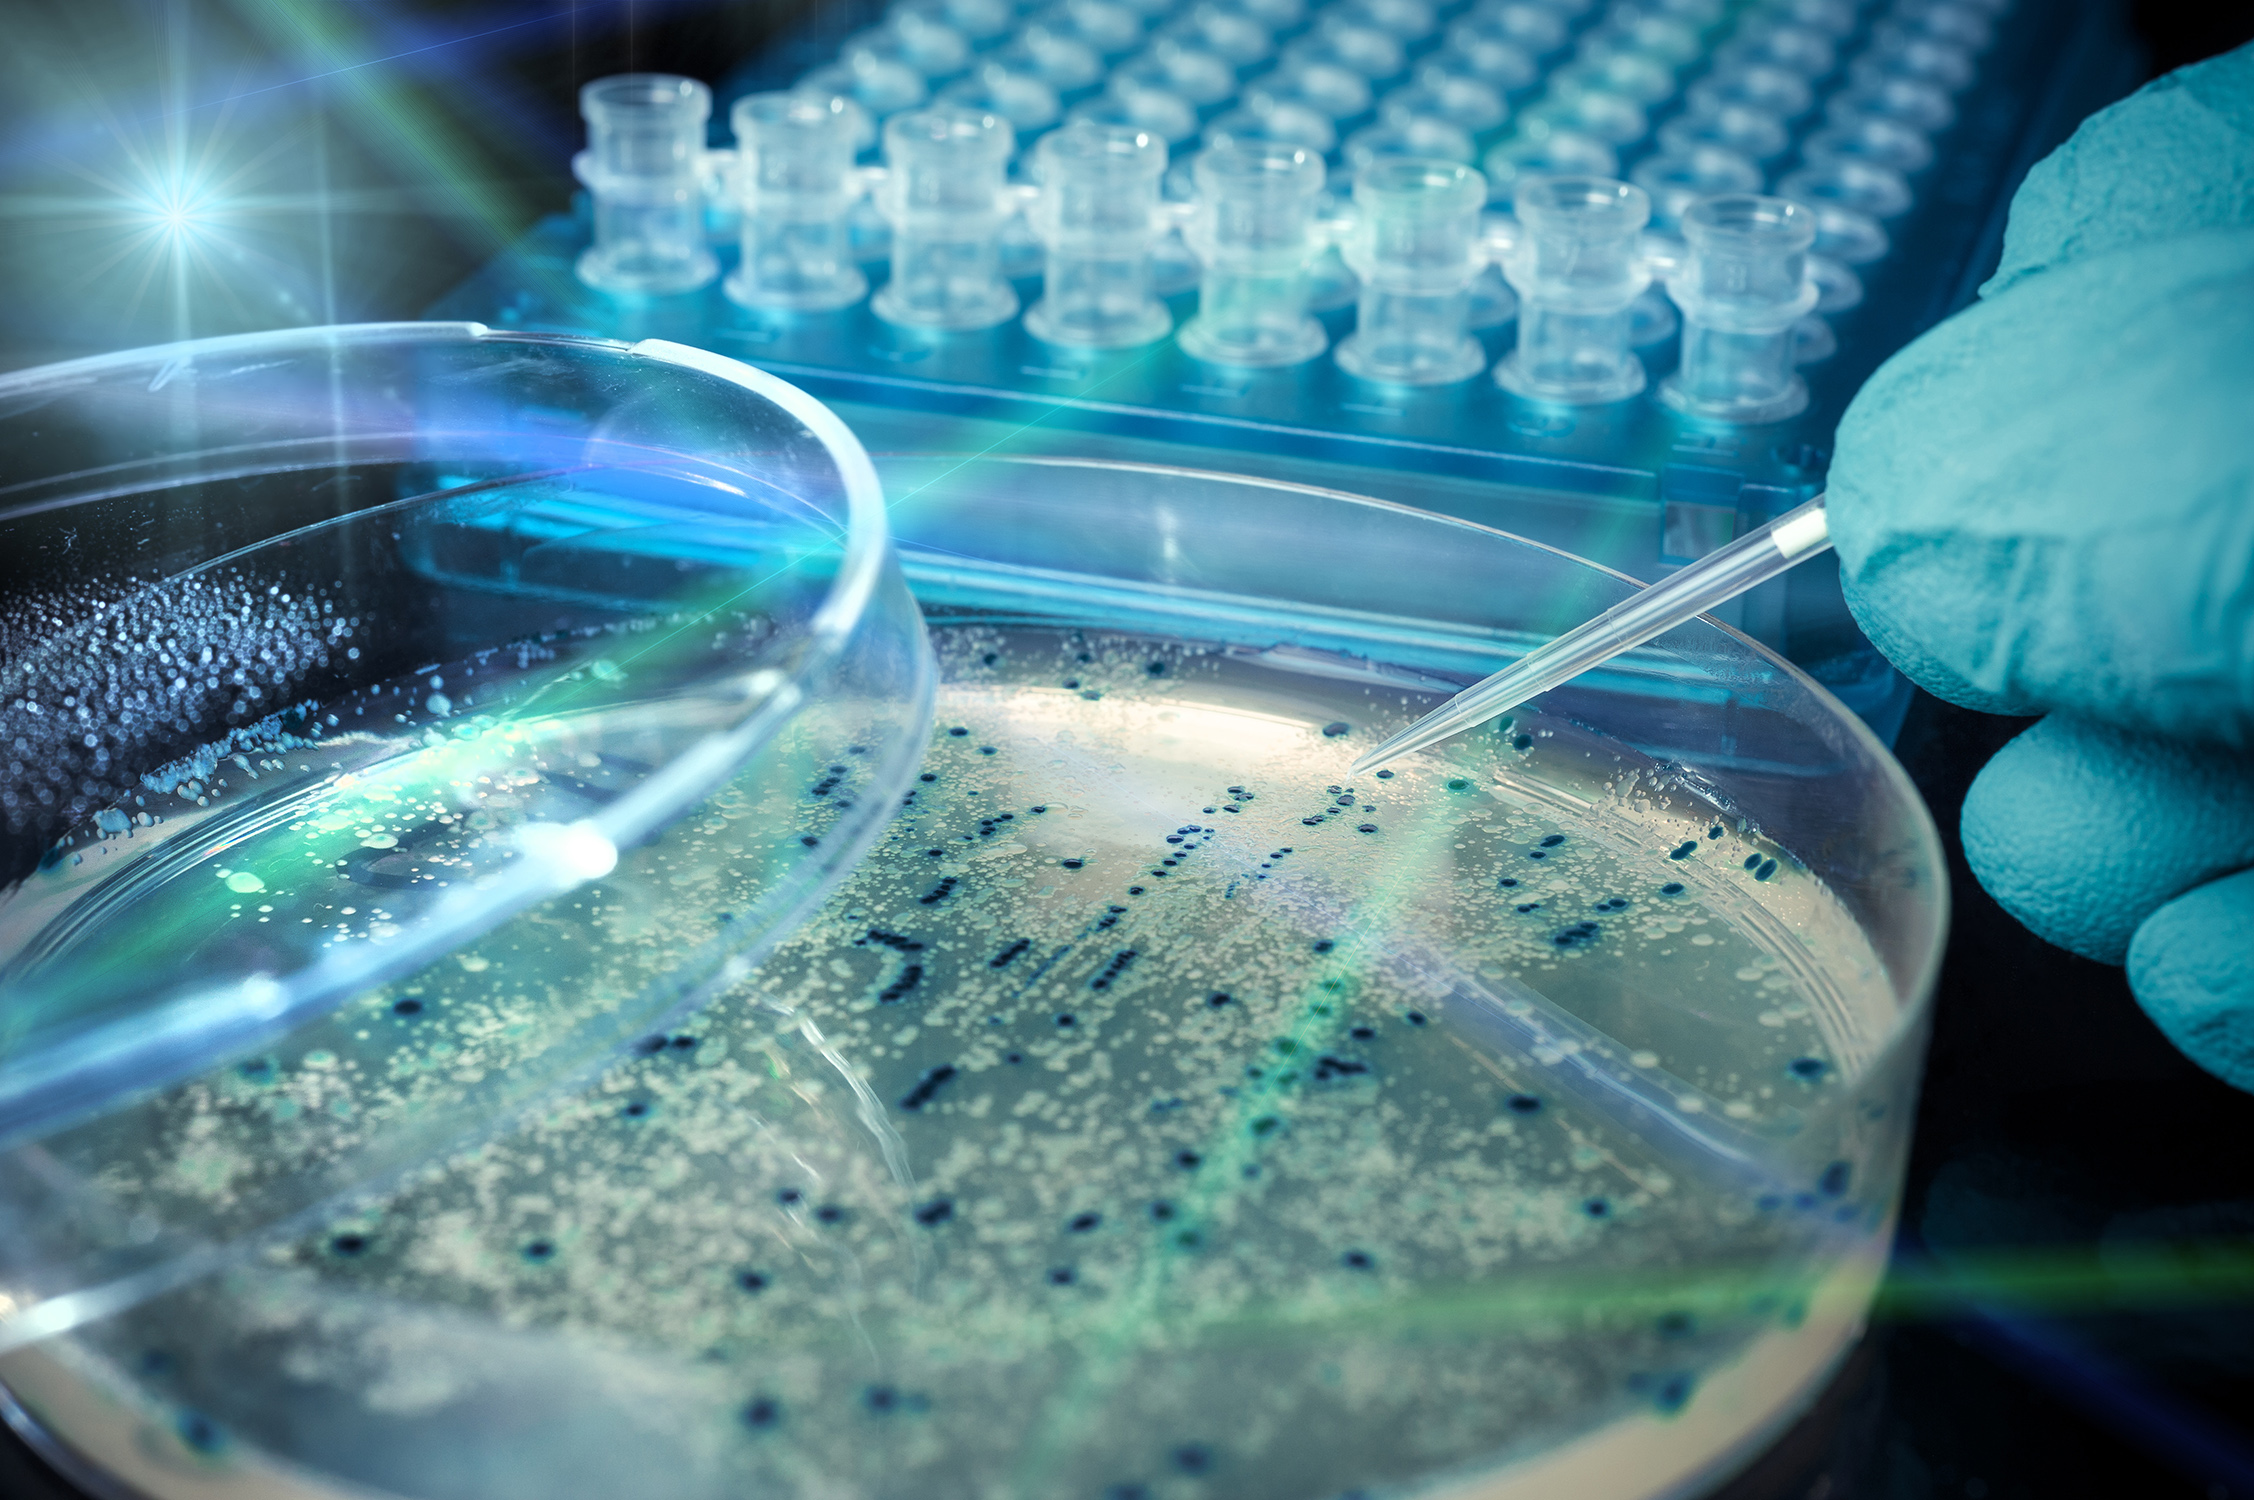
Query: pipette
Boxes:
[{"xmin": 1349, "ymin": 494, "xmax": 1833, "ymax": 776}]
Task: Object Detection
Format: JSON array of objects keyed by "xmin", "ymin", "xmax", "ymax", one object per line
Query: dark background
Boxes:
[{"xmin": 4, "ymin": 2, "xmax": 2254, "ymax": 1497}]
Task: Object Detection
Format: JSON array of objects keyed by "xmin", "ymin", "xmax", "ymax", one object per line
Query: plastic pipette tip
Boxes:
[{"xmin": 1347, "ymin": 496, "xmax": 1831, "ymax": 779}]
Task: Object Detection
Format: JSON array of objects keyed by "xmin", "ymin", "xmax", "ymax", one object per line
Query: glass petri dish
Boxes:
[
  {"xmin": 1, "ymin": 458, "xmax": 1945, "ymax": 1500},
  {"xmin": 0, "ymin": 323, "xmax": 932, "ymax": 1353}
]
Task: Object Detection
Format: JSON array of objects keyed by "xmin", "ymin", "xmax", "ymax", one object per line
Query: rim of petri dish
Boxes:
[
  {"xmin": 0, "ymin": 322, "xmax": 917, "ymax": 1193},
  {"xmin": 0, "ymin": 452, "xmax": 1946, "ymax": 1500}
]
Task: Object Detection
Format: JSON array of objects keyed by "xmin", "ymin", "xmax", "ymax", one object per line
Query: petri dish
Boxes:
[
  {"xmin": 0, "ymin": 324, "xmax": 931, "ymax": 1358},
  {"xmin": 0, "ymin": 457, "xmax": 1945, "ymax": 1500}
]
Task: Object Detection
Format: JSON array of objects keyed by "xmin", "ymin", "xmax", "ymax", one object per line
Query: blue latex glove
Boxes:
[{"xmin": 1826, "ymin": 42, "xmax": 2254, "ymax": 1090}]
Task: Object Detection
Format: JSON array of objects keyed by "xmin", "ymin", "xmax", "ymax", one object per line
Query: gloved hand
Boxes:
[{"xmin": 1825, "ymin": 41, "xmax": 2254, "ymax": 1090}]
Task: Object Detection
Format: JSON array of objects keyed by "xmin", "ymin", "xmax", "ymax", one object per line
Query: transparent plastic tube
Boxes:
[
  {"xmin": 1627, "ymin": 0, "xmax": 1727, "ymax": 27},
  {"xmin": 1335, "ymin": 0, "xmax": 1443, "ymax": 44},
  {"xmin": 1714, "ymin": 20, "xmax": 1839, "ymax": 80},
  {"xmin": 1247, "ymin": 57, "xmax": 1376, "ymax": 121},
  {"xmin": 1833, "ymin": 67, "xmax": 1958, "ymax": 131},
  {"xmin": 1687, "ymin": 59, "xmax": 1815, "ymax": 121},
  {"xmin": 1553, "ymin": 48, "xmax": 1681, "ymax": 106},
  {"xmin": 872, "ymin": 107, "xmax": 1022, "ymax": 330},
  {"xmin": 726, "ymin": 92, "xmax": 871, "ymax": 312},
  {"xmin": 1802, "ymin": 115, "xmax": 1935, "ymax": 175},
  {"xmin": 1442, "ymin": 16, "xmax": 1550, "ymax": 93},
  {"xmin": 1118, "ymin": 39, "xmax": 1241, "ymax": 109},
  {"xmin": 1585, "ymin": 4, "xmax": 1705, "ymax": 65},
  {"xmin": 1659, "ymin": 101, "xmax": 1792, "ymax": 162},
  {"xmin": 1349, "ymin": 497, "xmax": 1833, "ymax": 774},
  {"xmin": 1383, "ymin": 75, "xmax": 1508, "ymax": 134},
  {"xmin": 940, "ymin": 63, "xmax": 1065, "ymax": 135},
  {"xmin": 1464, "ymin": 0, "xmax": 1571, "ymax": 58},
  {"xmin": 1205, "ymin": 98, "xmax": 1339, "ymax": 155},
  {"xmin": 1888, "ymin": 0, "xmax": 1994, "ymax": 54},
  {"xmin": 1100, "ymin": 59, "xmax": 1216, "ymax": 130},
  {"xmin": 1071, "ymin": 87, "xmax": 1199, "ymax": 146},
  {"xmin": 1299, "ymin": 10, "xmax": 1411, "ymax": 79},
  {"xmin": 1481, "ymin": 129, "xmax": 1619, "ymax": 209},
  {"xmin": 573, "ymin": 75, "xmax": 721, "ymax": 296},
  {"xmin": 1025, "ymin": 119, "xmax": 1172, "ymax": 347},
  {"xmin": 1856, "ymin": 28, "xmax": 1977, "ymax": 91},
  {"xmin": 1436, "ymin": 17, "xmax": 1543, "ymax": 94},
  {"xmin": 1495, "ymin": 174, "xmax": 1651, "ymax": 403},
  {"xmin": 998, "ymin": 23, "xmax": 1107, "ymax": 92},
  {"xmin": 1520, "ymin": 84, "xmax": 1650, "ymax": 146},
  {"xmin": 894, "ymin": 0, "xmax": 1019, "ymax": 46},
  {"xmin": 1336, "ymin": 158, "xmax": 1490, "ymax": 386},
  {"xmin": 1759, "ymin": 0, "xmax": 1861, "ymax": 37},
  {"xmin": 1344, "ymin": 117, "xmax": 1479, "ymax": 173},
  {"xmin": 843, "ymin": 13, "xmax": 975, "ymax": 83},
  {"xmin": 1660, "ymin": 192, "xmax": 1820, "ymax": 423},
  {"xmin": 1179, "ymin": 140, "xmax": 1329, "ymax": 366},
  {"xmin": 1779, "ymin": 158, "xmax": 1915, "ymax": 221},
  {"xmin": 1162, "ymin": 0, "xmax": 1281, "ymax": 70},
  {"xmin": 801, "ymin": 52, "xmax": 932, "ymax": 121},
  {"xmin": 1028, "ymin": 0, "xmax": 1148, "ymax": 57},
  {"xmin": 1630, "ymin": 145, "xmax": 1761, "ymax": 230}
]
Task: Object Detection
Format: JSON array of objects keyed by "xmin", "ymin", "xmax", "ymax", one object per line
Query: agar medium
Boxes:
[
  {"xmin": 3, "ymin": 459, "xmax": 1941, "ymax": 1500},
  {"xmin": 1351, "ymin": 497, "xmax": 1835, "ymax": 777}
]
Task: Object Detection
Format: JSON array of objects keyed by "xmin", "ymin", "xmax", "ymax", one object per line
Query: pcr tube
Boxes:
[
  {"xmin": 1025, "ymin": 119, "xmax": 1172, "ymax": 347},
  {"xmin": 1334, "ymin": 0, "xmax": 1442, "ymax": 46},
  {"xmin": 1714, "ymin": 21, "xmax": 1839, "ymax": 81},
  {"xmin": 998, "ymin": 24, "xmax": 1107, "ymax": 94},
  {"xmin": 1117, "ymin": 40, "xmax": 1239, "ymax": 111},
  {"xmin": 1495, "ymin": 174, "xmax": 1651, "ymax": 404},
  {"xmin": 1517, "ymin": 86, "xmax": 1649, "ymax": 149},
  {"xmin": 800, "ymin": 53, "xmax": 930, "ymax": 122},
  {"xmin": 1029, "ymin": 0, "xmax": 1148, "ymax": 59},
  {"xmin": 1295, "ymin": 11, "xmax": 1410, "ymax": 80},
  {"xmin": 1162, "ymin": 0, "xmax": 1280, "ymax": 71},
  {"xmin": 1854, "ymin": 29, "xmax": 1976, "ymax": 92},
  {"xmin": 843, "ymin": 13, "xmax": 974, "ymax": 84},
  {"xmin": 1438, "ymin": 15, "xmax": 1542, "ymax": 93},
  {"xmin": 1579, "ymin": 10, "xmax": 1703, "ymax": 71},
  {"xmin": 1658, "ymin": 101, "xmax": 1791, "ymax": 163},
  {"xmin": 1481, "ymin": 129, "xmax": 1620, "ymax": 209},
  {"xmin": 1630, "ymin": 145, "xmax": 1761, "ymax": 229},
  {"xmin": 1687, "ymin": 60, "xmax": 1815, "ymax": 121},
  {"xmin": 894, "ymin": 0, "xmax": 1017, "ymax": 47},
  {"xmin": 1464, "ymin": 1, "xmax": 1569, "ymax": 59},
  {"xmin": 1178, "ymin": 140, "xmax": 1329, "ymax": 367},
  {"xmin": 1382, "ymin": 75, "xmax": 1508, "ymax": 135},
  {"xmin": 1553, "ymin": 49, "xmax": 1682, "ymax": 108},
  {"xmin": 1248, "ymin": 58, "xmax": 1376, "ymax": 123},
  {"xmin": 1336, "ymin": 158, "xmax": 1489, "ymax": 386},
  {"xmin": 1801, "ymin": 115, "xmax": 1934, "ymax": 175},
  {"xmin": 727, "ymin": 92, "xmax": 871, "ymax": 312},
  {"xmin": 1344, "ymin": 117, "xmax": 1479, "ymax": 175},
  {"xmin": 1205, "ymin": 99, "xmax": 1339, "ymax": 157},
  {"xmin": 574, "ymin": 75, "xmax": 720, "ymax": 296},
  {"xmin": 1659, "ymin": 193, "xmax": 1820, "ymax": 424},
  {"xmin": 1107, "ymin": 56, "xmax": 1218, "ymax": 135},
  {"xmin": 872, "ymin": 107, "xmax": 1021, "ymax": 330},
  {"xmin": 940, "ymin": 63, "xmax": 1065, "ymax": 136},
  {"xmin": 1071, "ymin": 89, "xmax": 1198, "ymax": 148}
]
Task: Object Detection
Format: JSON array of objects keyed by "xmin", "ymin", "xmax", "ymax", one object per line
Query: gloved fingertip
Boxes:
[
  {"xmin": 1840, "ymin": 574, "xmax": 2042, "ymax": 717},
  {"xmin": 1962, "ymin": 717, "xmax": 2254, "ymax": 966},
  {"xmin": 2129, "ymin": 866, "xmax": 2254, "ymax": 1094}
]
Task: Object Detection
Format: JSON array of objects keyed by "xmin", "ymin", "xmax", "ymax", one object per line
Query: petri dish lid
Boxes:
[{"xmin": 0, "ymin": 324, "xmax": 932, "ymax": 1334}]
